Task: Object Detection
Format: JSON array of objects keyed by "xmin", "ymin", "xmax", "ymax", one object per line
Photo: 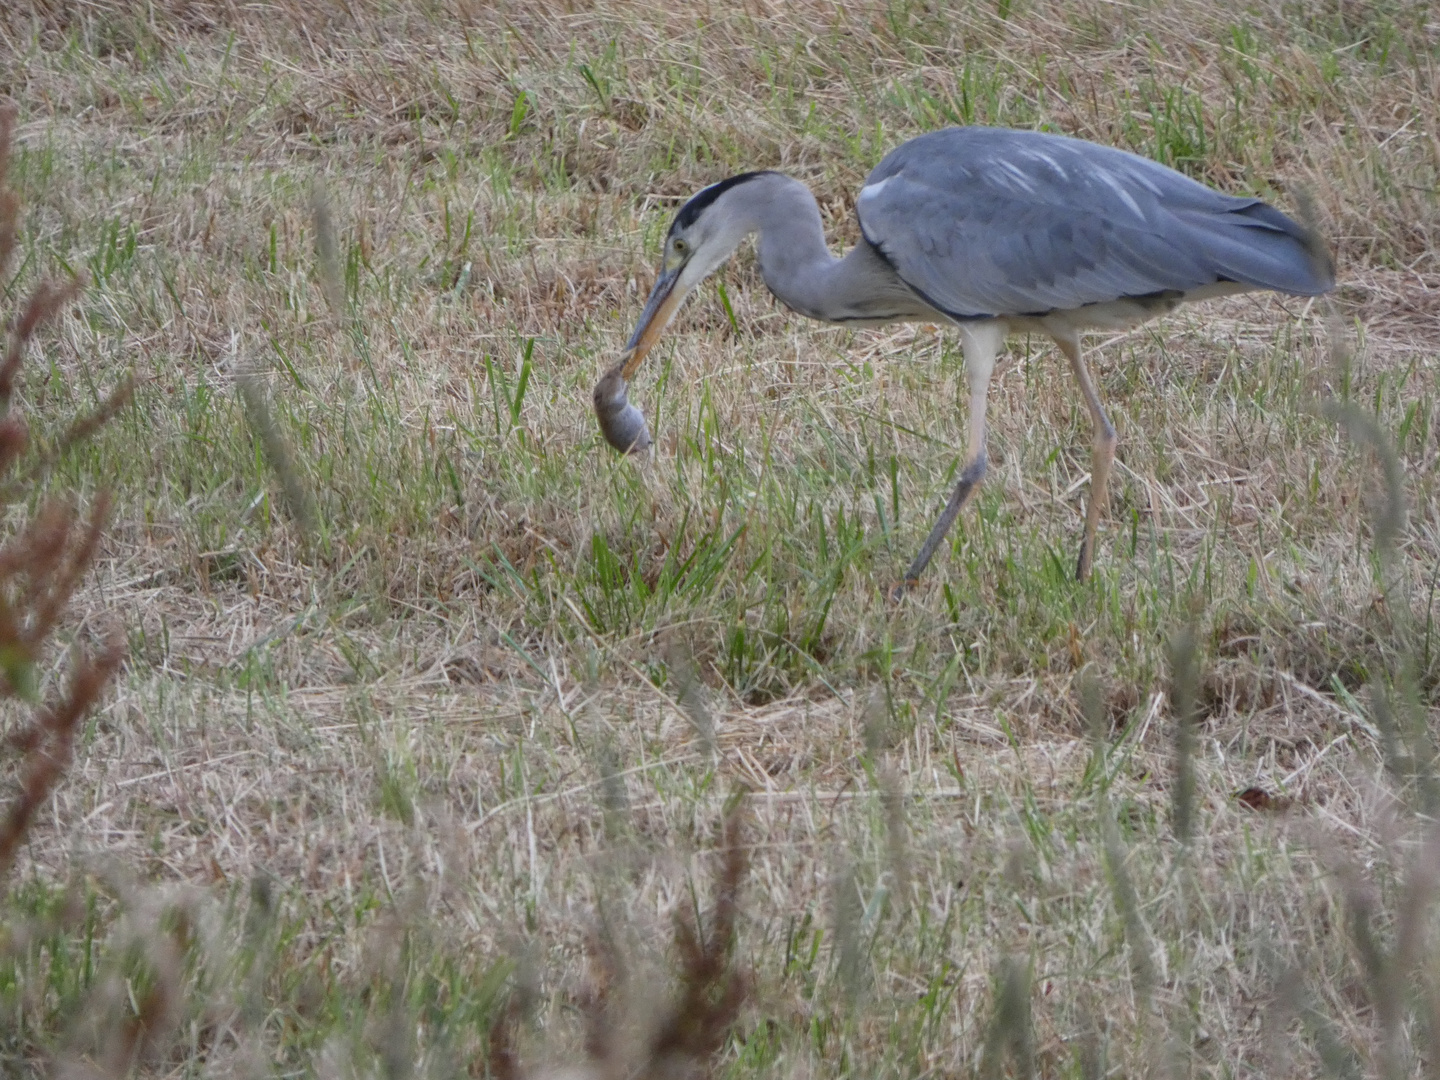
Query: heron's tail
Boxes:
[{"xmin": 1184, "ymin": 201, "xmax": 1335, "ymax": 296}]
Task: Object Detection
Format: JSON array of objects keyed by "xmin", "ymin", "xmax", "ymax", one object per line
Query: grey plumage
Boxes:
[
  {"xmin": 594, "ymin": 126, "xmax": 1335, "ymax": 593},
  {"xmin": 857, "ymin": 128, "xmax": 1330, "ymax": 318}
]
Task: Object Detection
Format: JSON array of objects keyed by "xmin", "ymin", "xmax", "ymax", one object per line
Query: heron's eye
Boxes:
[{"xmin": 673, "ymin": 239, "xmax": 688, "ymax": 255}]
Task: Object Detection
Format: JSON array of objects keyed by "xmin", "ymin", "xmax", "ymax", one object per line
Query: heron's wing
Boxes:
[{"xmin": 855, "ymin": 128, "xmax": 1331, "ymax": 320}]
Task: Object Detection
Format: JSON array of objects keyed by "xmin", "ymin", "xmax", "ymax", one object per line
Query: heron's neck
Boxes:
[{"xmin": 745, "ymin": 174, "xmax": 931, "ymax": 323}]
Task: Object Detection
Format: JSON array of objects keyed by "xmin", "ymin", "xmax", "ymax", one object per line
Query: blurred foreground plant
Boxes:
[
  {"xmin": 0, "ymin": 103, "xmax": 125, "ymax": 883},
  {"xmin": 1145, "ymin": 305, "xmax": 1440, "ymax": 1079},
  {"xmin": 490, "ymin": 796, "xmax": 750, "ymax": 1080},
  {"xmin": 0, "ymin": 102, "xmax": 132, "ymax": 1074}
]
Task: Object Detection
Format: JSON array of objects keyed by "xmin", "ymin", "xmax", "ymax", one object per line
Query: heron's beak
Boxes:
[
  {"xmin": 620, "ymin": 263, "xmax": 685, "ymax": 378},
  {"xmin": 593, "ymin": 262, "xmax": 687, "ymax": 453}
]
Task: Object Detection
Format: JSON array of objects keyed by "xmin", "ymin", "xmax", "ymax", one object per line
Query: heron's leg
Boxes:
[
  {"xmin": 899, "ymin": 322, "xmax": 1004, "ymax": 592},
  {"xmin": 1053, "ymin": 329, "xmax": 1117, "ymax": 581}
]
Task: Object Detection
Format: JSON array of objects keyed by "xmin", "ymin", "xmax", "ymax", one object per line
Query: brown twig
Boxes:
[
  {"xmin": 0, "ymin": 276, "xmax": 85, "ymax": 412},
  {"xmin": 649, "ymin": 802, "xmax": 749, "ymax": 1073},
  {"xmin": 579, "ymin": 921, "xmax": 623, "ymax": 1067},
  {"xmin": 0, "ymin": 102, "xmax": 124, "ymax": 890},
  {"xmin": 0, "ymin": 639, "xmax": 123, "ymax": 877},
  {"xmin": 0, "ymin": 379, "xmax": 136, "ymax": 505},
  {"xmin": 0, "ymin": 414, "xmax": 27, "ymax": 476},
  {"xmin": 0, "ymin": 104, "xmax": 15, "ymax": 283},
  {"xmin": 0, "ymin": 493, "xmax": 110, "ymax": 697},
  {"xmin": 486, "ymin": 995, "xmax": 526, "ymax": 1080},
  {"xmin": 0, "ymin": 190, "xmax": 16, "ymax": 291},
  {"xmin": 487, "ymin": 798, "xmax": 750, "ymax": 1080},
  {"xmin": 52, "ymin": 375, "xmax": 135, "ymax": 458}
]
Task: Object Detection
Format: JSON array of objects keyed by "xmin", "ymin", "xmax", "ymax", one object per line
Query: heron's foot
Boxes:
[
  {"xmin": 888, "ymin": 577, "xmax": 920, "ymax": 604},
  {"xmin": 1075, "ymin": 538, "xmax": 1094, "ymax": 582}
]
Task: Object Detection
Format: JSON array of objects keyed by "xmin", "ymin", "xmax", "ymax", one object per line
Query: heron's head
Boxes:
[
  {"xmin": 595, "ymin": 171, "xmax": 774, "ymax": 453},
  {"xmin": 620, "ymin": 171, "xmax": 774, "ymax": 374}
]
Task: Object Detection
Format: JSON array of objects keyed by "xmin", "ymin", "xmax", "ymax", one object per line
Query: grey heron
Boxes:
[{"xmin": 594, "ymin": 127, "xmax": 1334, "ymax": 593}]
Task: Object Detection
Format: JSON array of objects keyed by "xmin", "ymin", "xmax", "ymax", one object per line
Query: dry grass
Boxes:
[{"xmin": 0, "ymin": 0, "xmax": 1438, "ymax": 1076}]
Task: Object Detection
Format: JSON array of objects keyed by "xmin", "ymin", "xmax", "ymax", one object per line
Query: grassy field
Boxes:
[{"xmin": 1, "ymin": 0, "xmax": 1439, "ymax": 1075}]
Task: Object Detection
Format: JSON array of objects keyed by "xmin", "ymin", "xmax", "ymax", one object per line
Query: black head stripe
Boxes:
[{"xmin": 671, "ymin": 171, "xmax": 775, "ymax": 233}]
